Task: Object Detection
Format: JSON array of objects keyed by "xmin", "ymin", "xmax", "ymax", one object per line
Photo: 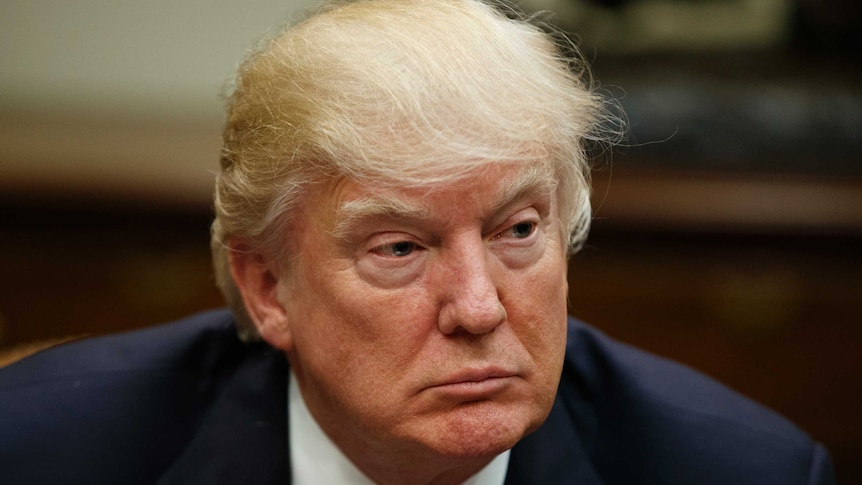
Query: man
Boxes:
[{"xmin": 0, "ymin": 0, "xmax": 835, "ymax": 484}]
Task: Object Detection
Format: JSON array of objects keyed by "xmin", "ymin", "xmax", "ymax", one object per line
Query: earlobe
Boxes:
[{"xmin": 227, "ymin": 239, "xmax": 294, "ymax": 351}]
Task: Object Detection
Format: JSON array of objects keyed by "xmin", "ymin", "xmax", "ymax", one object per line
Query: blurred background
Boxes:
[{"xmin": 1, "ymin": 0, "xmax": 860, "ymax": 481}]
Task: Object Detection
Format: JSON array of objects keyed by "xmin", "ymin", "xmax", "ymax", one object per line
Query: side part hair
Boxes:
[{"xmin": 212, "ymin": 0, "xmax": 617, "ymax": 340}]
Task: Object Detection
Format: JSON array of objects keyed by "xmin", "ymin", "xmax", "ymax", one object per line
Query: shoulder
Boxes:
[
  {"xmin": 0, "ymin": 309, "xmax": 261, "ymax": 484},
  {"xmin": 0, "ymin": 308, "xmax": 239, "ymax": 384},
  {"xmin": 561, "ymin": 317, "xmax": 801, "ymax": 437},
  {"xmin": 559, "ymin": 317, "xmax": 834, "ymax": 485}
]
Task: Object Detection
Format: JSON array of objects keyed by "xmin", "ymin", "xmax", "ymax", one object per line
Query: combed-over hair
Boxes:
[{"xmin": 212, "ymin": 0, "xmax": 614, "ymax": 340}]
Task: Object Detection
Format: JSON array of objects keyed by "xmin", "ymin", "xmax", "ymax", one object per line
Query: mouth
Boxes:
[{"xmin": 427, "ymin": 367, "xmax": 518, "ymax": 400}]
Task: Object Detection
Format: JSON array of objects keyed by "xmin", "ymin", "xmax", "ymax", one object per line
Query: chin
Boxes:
[{"xmin": 423, "ymin": 399, "xmax": 544, "ymax": 459}]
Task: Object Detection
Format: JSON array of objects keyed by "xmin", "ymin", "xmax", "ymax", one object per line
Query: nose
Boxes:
[{"xmin": 436, "ymin": 243, "xmax": 507, "ymax": 335}]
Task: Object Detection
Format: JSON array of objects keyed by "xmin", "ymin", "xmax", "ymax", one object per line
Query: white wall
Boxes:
[{"xmin": 0, "ymin": 0, "xmax": 315, "ymax": 206}]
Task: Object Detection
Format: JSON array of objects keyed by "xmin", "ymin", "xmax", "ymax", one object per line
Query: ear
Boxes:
[{"xmin": 227, "ymin": 238, "xmax": 294, "ymax": 351}]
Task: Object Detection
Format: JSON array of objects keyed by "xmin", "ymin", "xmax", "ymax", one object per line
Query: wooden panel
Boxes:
[{"xmin": 568, "ymin": 228, "xmax": 862, "ymax": 483}]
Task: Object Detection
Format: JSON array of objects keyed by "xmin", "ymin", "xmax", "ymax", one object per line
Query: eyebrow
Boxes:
[
  {"xmin": 331, "ymin": 166, "xmax": 557, "ymax": 240},
  {"xmin": 332, "ymin": 194, "xmax": 430, "ymax": 240},
  {"xmin": 489, "ymin": 165, "xmax": 557, "ymax": 214}
]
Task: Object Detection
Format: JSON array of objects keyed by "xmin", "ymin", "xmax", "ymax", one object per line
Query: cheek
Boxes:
[
  {"xmin": 286, "ymin": 275, "xmax": 441, "ymax": 430},
  {"xmin": 504, "ymin": 252, "xmax": 569, "ymax": 361},
  {"xmin": 287, "ymin": 265, "xmax": 433, "ymax": 377}
]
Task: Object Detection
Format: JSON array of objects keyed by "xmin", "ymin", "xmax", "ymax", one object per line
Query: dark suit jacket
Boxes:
[{"xmin": 0, "ymin": 309, "xmax": 835, "ymax": 484}]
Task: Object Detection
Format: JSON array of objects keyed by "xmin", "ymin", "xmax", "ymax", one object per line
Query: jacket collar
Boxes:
[
  {"xmin": 158, "ymin": 346, "xmax": 291, "ymax": 485},
  {"xmin": 505, "ymin": 387, "xmax": 603, "ymax": 485}
]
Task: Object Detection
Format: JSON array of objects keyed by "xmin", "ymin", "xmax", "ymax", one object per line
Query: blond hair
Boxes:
[{"xmin": 212, "ymin": 0, "xmax": 615, "ymax": 340}]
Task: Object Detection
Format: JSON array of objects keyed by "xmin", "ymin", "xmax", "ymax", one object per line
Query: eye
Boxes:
[
  {"xmin": 373, "ymin": 241, "xmax": 417, "ymax": 257},
  {"xmin": 489, "ymin": 214, "xmax": 545, "ymax": 268},
  {"xmin": 495, "ymin": 221, "xmax": 536, "ymax": 240},
  {"xmin": 510, "ymin": 221, "xmax": 536, "ymax": 239}
]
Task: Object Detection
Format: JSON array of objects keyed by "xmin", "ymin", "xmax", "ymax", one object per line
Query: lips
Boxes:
[
  {"xmin": 442, "ymin": 367, "xmax": 515, "ymax": 384},
  {"xmin": 427, "ymin": 367, "xmax": 518, "ymax": 400}
]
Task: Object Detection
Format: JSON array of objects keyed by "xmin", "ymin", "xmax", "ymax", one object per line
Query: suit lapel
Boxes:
[{"xmin": 158, "ymin": 346, "xmax": 291, "ymax": 485}]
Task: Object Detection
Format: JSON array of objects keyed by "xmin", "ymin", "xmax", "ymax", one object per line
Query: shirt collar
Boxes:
[{"xmin": 288, "ymin": 370, "xmax": 510, "ymax": 485}]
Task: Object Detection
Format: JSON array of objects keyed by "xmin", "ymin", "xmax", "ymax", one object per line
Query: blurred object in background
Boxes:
[
  {"xmin": 792, "ymin": 0, "xmax": 862, "ymax": 59},
  {"xmin": 523, "ymin": 0, "xmax": 862, "ymax": 178},
  {"xmin": 532, "ymin": 1, "xmax": 862, "ymax": 482},
  {"xmin": 525, "ymin": 0, "xmax": 796, "ymax": 53},
  {"xmin": 1, "ymin": 0, "xmax": 859, "ymax": 482}
]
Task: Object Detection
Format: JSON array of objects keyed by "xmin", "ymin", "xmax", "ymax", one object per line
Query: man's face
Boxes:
[{"xmin": 275, "ymin": 163, "xmax": 569, "ymax": 461}]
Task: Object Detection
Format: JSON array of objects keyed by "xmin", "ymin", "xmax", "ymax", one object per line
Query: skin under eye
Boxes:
[
  {"xmin": 359, "ymin": 237, "xmax": 426, "ymax": 288},
  {"xmin": 490, "ymin": 217, "xmax": 545, "ymax": 269}
]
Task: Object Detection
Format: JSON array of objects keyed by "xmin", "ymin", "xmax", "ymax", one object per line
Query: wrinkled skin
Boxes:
[{"xmin": 233, "ymin": 164, "xmax": 569, "ymax": 484}]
